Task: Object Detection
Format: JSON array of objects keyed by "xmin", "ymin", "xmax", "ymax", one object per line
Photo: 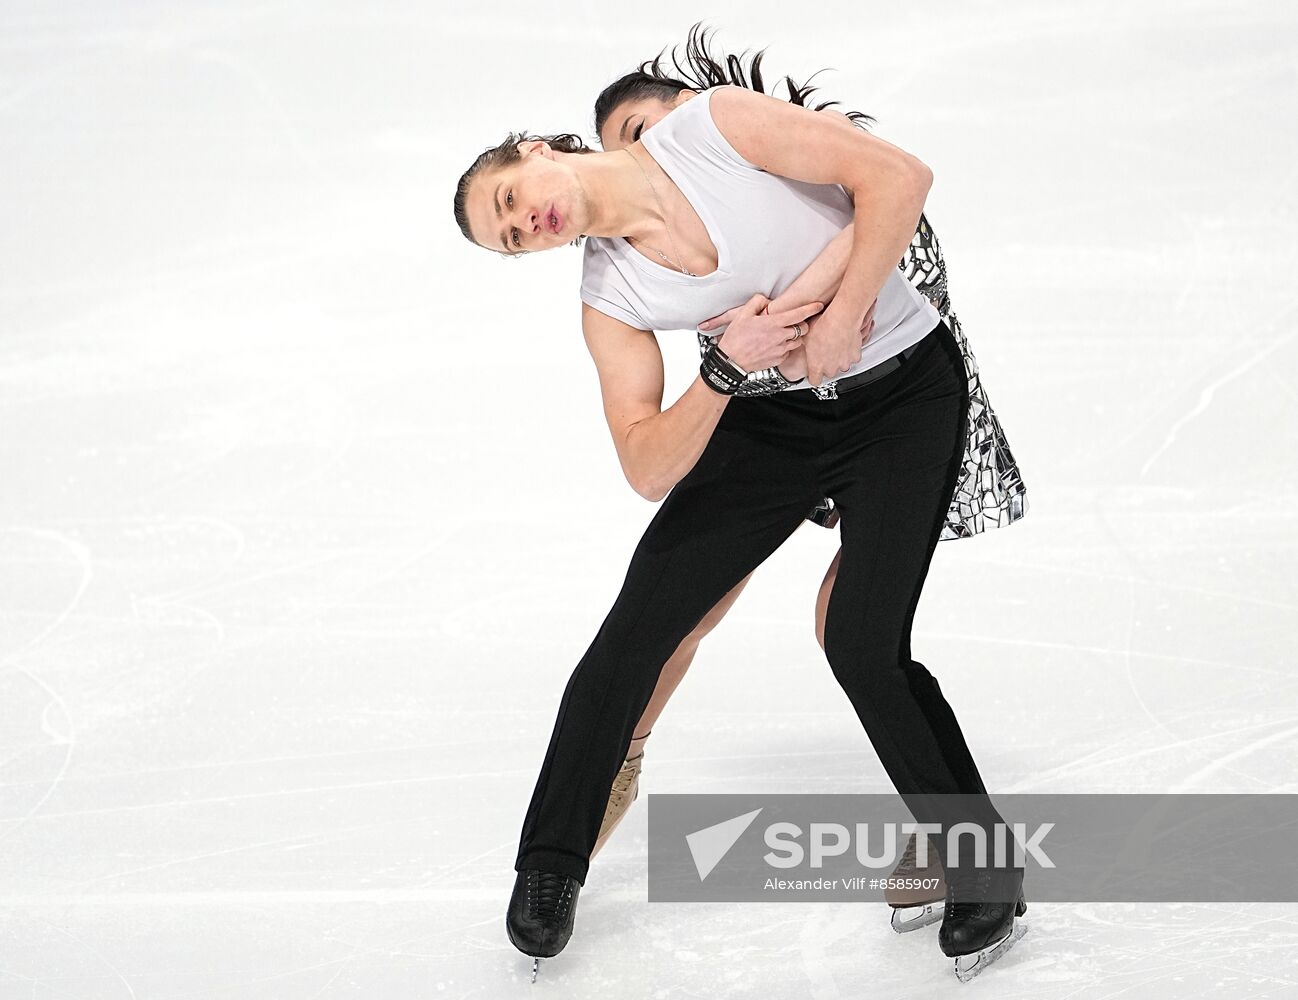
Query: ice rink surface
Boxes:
[{"xmin": 2, "ymin": 1, "xmax": 1296, "ymax": 996}]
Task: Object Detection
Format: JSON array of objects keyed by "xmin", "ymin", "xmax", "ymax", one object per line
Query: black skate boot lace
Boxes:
[
  {"xmin": 527, "ymin": 870, "xmax": 575, "ymax": 924},
  {"xmin": 945, "ymin": 866, "xmax": 994, "ymax": 920}
]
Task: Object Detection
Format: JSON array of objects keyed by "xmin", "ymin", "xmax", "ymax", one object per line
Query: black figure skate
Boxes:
[
  {"xmin": 937, "ymin": 866, "xmax": 1028, "ymax": 982},
  {"xmin": 506, "ymin": 868, "xmax": 581, "ymax": 983}
]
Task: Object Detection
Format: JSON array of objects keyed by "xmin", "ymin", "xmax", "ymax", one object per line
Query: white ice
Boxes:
[{"xmin": 2, "ymin": 2, "xmax": 1296, "ymax": 997}]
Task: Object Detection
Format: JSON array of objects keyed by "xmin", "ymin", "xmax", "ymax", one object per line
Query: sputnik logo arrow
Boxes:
[{"xmin": 685, "ymin": 808, "xmax": 763, "ymax": 881}]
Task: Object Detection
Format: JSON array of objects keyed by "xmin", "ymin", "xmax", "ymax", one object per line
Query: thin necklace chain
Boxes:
[{"xmin": 621, "ymin": 146, "xmax": 696, "ymax": 276}]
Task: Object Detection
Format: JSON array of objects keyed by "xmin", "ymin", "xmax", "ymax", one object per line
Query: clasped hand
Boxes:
[
  {"xmin": 700, "ymin": 296, "xmax": 877, "ymax": 385},
  {"xmin": 699, "ymin": 294, "xmax": 821, "ymax": 373}
]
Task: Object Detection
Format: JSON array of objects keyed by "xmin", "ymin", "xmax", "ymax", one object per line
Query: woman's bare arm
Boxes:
[
  {"xmin": 696, "ymin": 224, "xmax": 854, "ymax": 370},
  {"xmin": 761, "ymin": 109, "xmax": 870, "ymax": 309},
  {"xmin": 770, "ymin": 224, "xmax": 854, "ymax": 310},
  {"xmin": 702, "ymin": 110, "xmax": 862, "ymax": 326},
  {"xmin": 708, "ymin": 86, "xmax": 931, "ymax": 385}
]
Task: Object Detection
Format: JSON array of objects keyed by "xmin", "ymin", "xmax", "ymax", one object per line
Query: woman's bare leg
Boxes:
[
  {"xmin": 593, "ymin": 568, "xmax": 760, "ymax": 858},
  {"xmin": 630, "ymin": 542, "xmax": 841, "ymax": 745},
  {"xmin": 623, "ymin": 568, "xmax": 756, "ymax": 754},
  {"xmin": 600, "ymin": 547, "xmax": 838, "ymax": 859},
  {"xmin": 814, "ymin": 548, "xmax": 843, "ymax": 651}
]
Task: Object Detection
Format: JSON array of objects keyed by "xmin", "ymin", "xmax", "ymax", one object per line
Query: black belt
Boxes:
[{"xmin": 804, "ymin": 329, "xmax": 932, "ymax": 401}]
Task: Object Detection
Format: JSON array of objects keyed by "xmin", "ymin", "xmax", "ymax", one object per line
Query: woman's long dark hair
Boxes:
[
  {"xmin": 593, "ymin": 22, "xmax": 876, "ymax": 142},
  {"xmin": 455, "ymin": 24, "xmax": 878, "ymax": 249}
]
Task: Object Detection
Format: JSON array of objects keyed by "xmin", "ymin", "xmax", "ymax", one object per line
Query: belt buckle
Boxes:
[{"xmin": 812, "ymin": 380, "xmax": 839, "ymax": 401}]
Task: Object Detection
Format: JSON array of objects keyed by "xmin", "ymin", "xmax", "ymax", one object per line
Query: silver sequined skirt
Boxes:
[{"xmin": 802, "ymin": 214, "xmax": 1029, "ymax": 540}]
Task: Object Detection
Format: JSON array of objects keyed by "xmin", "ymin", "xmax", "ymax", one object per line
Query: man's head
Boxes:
[{"xmin": 454, "ymin": 132, "xmax": 593, "ymax": 255}]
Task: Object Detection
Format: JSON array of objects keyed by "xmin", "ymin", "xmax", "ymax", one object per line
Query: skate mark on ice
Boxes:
[
  {"xmin": 1169, "ymin": 719, "xmax": 1298, "ymax": 792},
  {"xmin": 0, "ymin": 527, "xmax": 93, "ymax": 671},
  {"xmin": 37, "ymin": 915, "xmax": 138, "ymax": 999},
  {"xmin": 1001, "ymin": 714, "xmax": 1298, "ymax": 793},
  {"xmin": 1135, "ymin": 306, "xmax": 1298, "ymax": 479}
]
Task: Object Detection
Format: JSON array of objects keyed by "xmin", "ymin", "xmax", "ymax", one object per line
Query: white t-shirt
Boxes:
[{"xmin": 579, "ymin": 85, "xmax": 940, "ymax": 390}]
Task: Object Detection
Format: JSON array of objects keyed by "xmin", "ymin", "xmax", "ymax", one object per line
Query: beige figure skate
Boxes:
[
  {"xmin": 591, "ymin": 732, "xmax": 650, "ymax": 858},
  {"xmin": 886, "ymin": 832, "xmax": 947, "ymax": 932}
]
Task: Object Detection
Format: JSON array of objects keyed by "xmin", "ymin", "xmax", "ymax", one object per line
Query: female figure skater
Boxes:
[
  {"xmin": 454, "ymin": 57, "xmax": 1027, "ymax": 982},
  {"xmin": 585, "ymin": 29, "xmax": 1027, "ymax": 938}
]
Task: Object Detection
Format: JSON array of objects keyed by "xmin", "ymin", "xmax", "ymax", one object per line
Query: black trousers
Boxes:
[{"xmin": 516, "ymin": 318, "xmax": 1003, "ymax": 883}]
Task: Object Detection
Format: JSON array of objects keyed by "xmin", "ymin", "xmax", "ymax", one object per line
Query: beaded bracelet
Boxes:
[{"xmin": 734, "ymin": 365, "xmax": 801, "ymax": 396}]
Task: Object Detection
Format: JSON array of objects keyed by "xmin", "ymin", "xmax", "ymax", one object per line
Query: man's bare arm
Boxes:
[{"xmin": 583, "ymin": 303, "xmax": 730, "ymax": 503}]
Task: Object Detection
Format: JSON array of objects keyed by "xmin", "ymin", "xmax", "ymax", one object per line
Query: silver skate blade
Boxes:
[
  {"xmin": 890, "ymin": 902, "xmax": 942, "ymax": 934},
  {"xmin": 530, "ymin": 957, "xmax": 539, "ymax": 984},
  {"xmin": 953, "ymin": 919, "xmax": 1027, "ymax": 983}
]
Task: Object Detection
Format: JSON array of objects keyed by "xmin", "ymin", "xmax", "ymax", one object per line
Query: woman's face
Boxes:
[
  {"xmin": 598, "ymin": 90, "xmax": 695, "ymax": 151},
  {"xmin": 463, "ymin": 141, "xmax": 586, "ymax": 256}
]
